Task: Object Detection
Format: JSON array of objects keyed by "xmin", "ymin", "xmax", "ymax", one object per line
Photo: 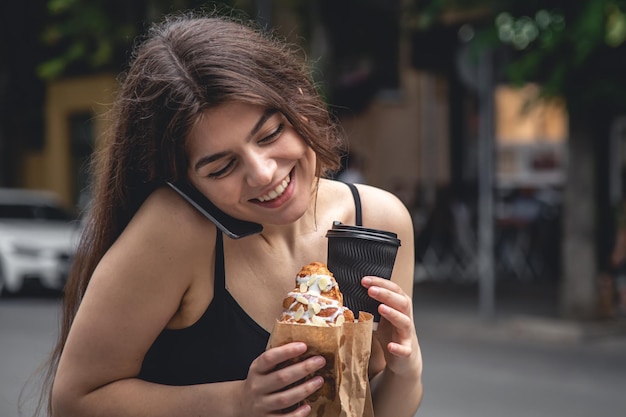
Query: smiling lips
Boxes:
[{"xmin": 257, "ymin": 175, "xmax": 291, "ymax": 202}]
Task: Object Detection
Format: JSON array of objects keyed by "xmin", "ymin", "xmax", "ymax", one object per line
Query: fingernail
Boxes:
[
  {"xmin": 312, "ymin": 356, "xmax": 325, "ymax": 367},
  {"xmin": 362, "ymin": 277, "xmax": 372, "ymax": 285}
]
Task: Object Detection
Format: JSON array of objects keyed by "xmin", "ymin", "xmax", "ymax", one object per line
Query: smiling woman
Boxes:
[{"xmin": 38, "ymin": 10, "xmax": 423, "ymax": 417}]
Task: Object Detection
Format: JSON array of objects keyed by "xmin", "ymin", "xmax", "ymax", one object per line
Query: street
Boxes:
[
  {"xmin": 1, "ymin": 286, "xmax": 626, "ymax": 417},
  {"xmin": 0, "ymin": 295, "xmax": 60, "ymax": 417},
  {"xmin": 412, "ymin": 282, "xmax": 626, "ymax": 417},
  {"xmin": 414, "ymin": 309, "xmax": 626, "ymax": 417}
]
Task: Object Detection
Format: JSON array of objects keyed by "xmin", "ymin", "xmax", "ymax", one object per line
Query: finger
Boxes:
[
  {"xmin": 262, "ymin": 355, "xmax": 326, "ymax": 395},
  {"xmin": 367, "ymin": 286, "xmax": 413, "ymax": 316},
  {"xmin": 386, "ymin": 341, "xmax": 413, "ymax": 358},
  {"xmin": 377, "ymin": 304, "xmax": 413, "ymax": 338},
  {"xmin": 361, "ymin": 276, "xmax": 404, "ymax": 293},
  {"xmin": 277, "ymin": 403, "xmax": 312, "ymax": 417},
  {"xmin": 253, "ymin": 342, "xmax": 308, "ymax": 374},
  {"xmin": 264, "ymin": 376, "xmax": 324, "ymax": 414}
]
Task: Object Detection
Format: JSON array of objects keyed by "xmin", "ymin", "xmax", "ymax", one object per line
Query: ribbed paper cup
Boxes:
[{"xmin": 326, "ymin": 221, "xmax": 401, "ymax": 326}]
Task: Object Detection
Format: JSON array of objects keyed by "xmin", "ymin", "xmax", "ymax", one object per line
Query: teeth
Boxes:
[{"xmin": 258, "ymin": 176, "xmax": 290, "ymax": 202}]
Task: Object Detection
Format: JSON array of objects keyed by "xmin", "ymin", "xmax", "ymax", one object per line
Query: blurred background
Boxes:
[{"xmin": 1, "ymin": 1, "xmax": 626, "ymax": 416}]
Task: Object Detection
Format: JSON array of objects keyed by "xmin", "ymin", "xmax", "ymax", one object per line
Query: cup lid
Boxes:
[{"xmin": 326, "ymin": 221, "xmax": 401, "ymax": 246}]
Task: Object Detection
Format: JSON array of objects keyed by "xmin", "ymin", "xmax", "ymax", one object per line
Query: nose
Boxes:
[{"xmin": 244, "ymin": 150, "xmax": 276, "ymax": 188}]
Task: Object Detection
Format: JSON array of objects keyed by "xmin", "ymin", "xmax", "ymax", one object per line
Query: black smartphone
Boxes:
[{"xmin": 166, "ymin": 180, "xmax": 263, "ymax": 239}]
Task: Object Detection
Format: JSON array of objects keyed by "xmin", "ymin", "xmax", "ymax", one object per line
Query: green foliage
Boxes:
[
  {"xmin": 413, "ymin": 0, "xmax": 626, "ymax": 117},
  {"xmin": 606, "ymin": 4, "xmax": 626, "ymax": 45},
  {"xmin": 36, "ymin": 0, "xmax": 251, "ymax": 80},
  {"xmin": 37, "ymin": 0, "xmax": 139, "ymax": 79},
  {"xmin": 494, "ymin": 1, "xmax": 626, "ymax": 115}
]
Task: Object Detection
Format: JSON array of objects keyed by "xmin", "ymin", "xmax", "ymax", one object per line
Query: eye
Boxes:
[
  {"xmin": 207, "ymin": 159, "xmax": 237, "ymax": 179},
  {"xmin": 258, "ymin": 123, "xmax": 284, "ymax": 144}
]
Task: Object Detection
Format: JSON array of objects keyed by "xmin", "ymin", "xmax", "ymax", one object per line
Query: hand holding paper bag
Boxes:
[{"xmin": 268, "ymin": 262, "xmax": 374, "ymax": 417}]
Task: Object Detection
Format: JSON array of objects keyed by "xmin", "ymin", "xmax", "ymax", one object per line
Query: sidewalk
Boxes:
[
  {"xmin": 411, "ymin": 281, "xmax": 626, "ymax": 417},
  {"xmin": 412, "ymin": 280, "xmax": 626, "ymax": 344}
]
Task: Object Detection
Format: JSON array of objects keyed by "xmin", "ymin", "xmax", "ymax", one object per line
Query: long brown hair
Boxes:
[{"xmin": 38, "ymin": 11, "xmax": 344, "ymax": 416}]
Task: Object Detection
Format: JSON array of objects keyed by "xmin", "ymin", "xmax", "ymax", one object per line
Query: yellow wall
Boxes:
[
  {"xmin": 34, "ymin": 73, "xmax": 118, "ymax": 207},
  {"xmin": 495, "ymin": 84, "xmax": 568, "ymax": 144}
]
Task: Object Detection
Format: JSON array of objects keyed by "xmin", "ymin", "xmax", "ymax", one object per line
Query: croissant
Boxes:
[{"xmin": 280, "ymin": 261, "xmax": 355, "ymax": 326}]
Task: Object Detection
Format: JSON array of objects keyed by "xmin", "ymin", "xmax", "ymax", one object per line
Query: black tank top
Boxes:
[{"xmin": 138, "ymin": 183, "xmax": 362, "ymax": 385}]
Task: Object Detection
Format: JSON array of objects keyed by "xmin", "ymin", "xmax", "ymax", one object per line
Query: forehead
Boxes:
[
  {"xmin": 194, "ymin": 102, "xmax": 266, "ymax": 135},
  {"xmin": 187, "ymin": 102, "xmax": 267, "ymax": 149}
]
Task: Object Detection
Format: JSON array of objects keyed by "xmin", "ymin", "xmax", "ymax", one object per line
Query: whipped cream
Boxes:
[{"xmin": 282, "ymin": 273, "xmax": 348, "ymax": 326}]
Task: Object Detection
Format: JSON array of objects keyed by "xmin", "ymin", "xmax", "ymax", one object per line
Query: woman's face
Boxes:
[{"xmin": 185, "ymin": 101, "xmax": 317, "ymax": 226}]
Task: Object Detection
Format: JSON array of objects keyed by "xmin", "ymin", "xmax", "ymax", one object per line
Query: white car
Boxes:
[{"xmin": 0, "ymin": 188, "xmax": 80, "ymax": 295}]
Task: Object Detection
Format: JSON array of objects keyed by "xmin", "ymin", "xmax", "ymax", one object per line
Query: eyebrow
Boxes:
[{"xmin": 193, "ymin": 108, "xmax": 279, "ymax": 172}]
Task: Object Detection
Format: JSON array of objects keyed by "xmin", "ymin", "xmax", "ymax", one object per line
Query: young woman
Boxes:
[{"xmin": 45, "ymin": 12, "xmax": 423, "ymax": 417}]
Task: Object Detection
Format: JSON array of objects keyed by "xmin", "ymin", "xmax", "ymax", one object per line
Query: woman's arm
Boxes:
[
  {"xmin": 51, "ymin": 189, "xmax": 326, "ymax": 417},
  {"xmin": 54, "ymin": 345, "xmax": 326, "ymax": 417},
  {"xmin": 356, "ymin": 184, "xmax": 424, "ymax": 417}
]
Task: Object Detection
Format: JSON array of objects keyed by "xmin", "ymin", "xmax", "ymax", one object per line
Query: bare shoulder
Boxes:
[
  {"xmin": 318, "ymin": 180, "xmax": 413, "ymax": 233},
  {"xmin": 90, "ymin": 186, "xmax": 217, "ymax": 306},
  {"xmin": 80, "ymin": 186, "xmax": 218, "ymax": 348},
  {"xmin": 57, "ymin": 187, "xmax": 219, "ymax": 391},
  {"xmin": 317, "ymin": 179, "xmax": 360, "ymax": 224},
  {"xmin": 352, "ymin": 183, "xmax": 415, "ymax": 296},
  {"xmin": 353, "ymin": 183, "xmax": 413, "ymax": 233},
  {"xmin": 115, "ymin": 186, "xmax": 216, "ymax": 262}
]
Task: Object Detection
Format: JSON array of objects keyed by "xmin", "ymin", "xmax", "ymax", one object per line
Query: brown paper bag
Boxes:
[{"xmin": 267, "ymin": 312, "xmax": 375, "ymax": 417}]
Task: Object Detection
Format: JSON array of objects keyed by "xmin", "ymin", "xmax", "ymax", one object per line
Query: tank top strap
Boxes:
[
  {"xmin": 345, "ymin": 182, "xmax": 363, "ymax": 226},
  {"xmin": 214, "ymin": 232, "xmax": 227, "ymax": 293}
]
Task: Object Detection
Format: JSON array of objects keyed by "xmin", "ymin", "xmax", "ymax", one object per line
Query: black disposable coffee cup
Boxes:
[{"xmin": 326, "ymin": 221, "xmax": 401, "ymax": 326}]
